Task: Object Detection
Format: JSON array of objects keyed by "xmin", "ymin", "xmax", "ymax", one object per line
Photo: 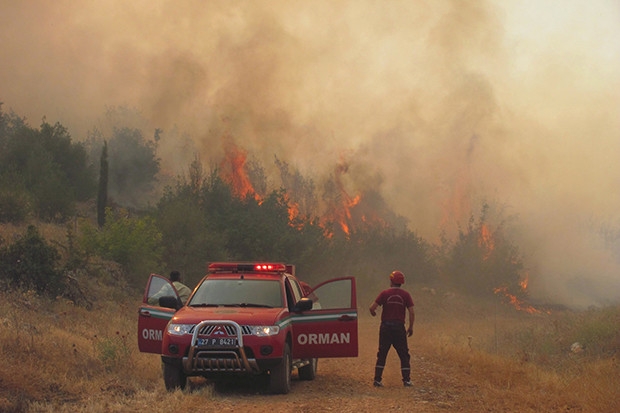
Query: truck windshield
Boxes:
[{"xmin": 188, "ymin": 279, "xmax": 283, "ymax": 308}]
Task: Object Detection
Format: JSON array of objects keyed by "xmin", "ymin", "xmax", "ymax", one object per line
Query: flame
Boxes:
[
  {"xmin": 321, "ymin": 194, "xmax": 360, "ymax": 237},
  {"xmin": 218, "ymin": 143, "xmax": 387, "ymax": 235},
  {"xmin": 319, "ymin": 160, "xmax": 364, "ymax": 237},
  {"xmin": 287, "ymin": 199, "xmax": 300, "ymax": 222},
  {"xmin": 494, "ymin": 273, "xmax": 550, "ymax": 314},
  {"xmin": 283, "ymin": 192, "xmax": 305, "ymax": 230},
  {"xmin": 219, "ymin": 141, "xmax": 310, "ymax": 230},
  {"xmin": 494, "ymin": 286, "xmax": 545, "ymax": 314},
  {"xmin": 341, "ymin": 194, "xmax": 362, "ymax": 235},
  {"xmin": 220, "ymin": 140, "xmax": 261, "ymax": 202},
  {"xmin": 478, "ymin": 223, "xmax": 495, "ymax": 260}
]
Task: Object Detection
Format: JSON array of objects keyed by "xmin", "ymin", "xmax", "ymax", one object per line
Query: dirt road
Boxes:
[{"xmin": 177, "ymin": 317, "xmax": 484, "ymax": 413}]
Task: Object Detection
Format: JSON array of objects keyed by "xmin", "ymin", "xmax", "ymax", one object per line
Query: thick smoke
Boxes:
[{"xmin": 1, "ymin": 0, "xmax": 619, "ymax": 307}]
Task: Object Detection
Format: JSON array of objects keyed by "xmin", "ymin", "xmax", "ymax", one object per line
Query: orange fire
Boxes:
[
  {"xmin": 493, "ymin": 286, "xmax": 546, "ymax": 314},
  {"xmin": 319, "ymin": 160, "xmax": 365, "ymax": 237},
  {"xmin": 478, "ymin": 223, "xmax": 495, "ymax": 260},
  {"xmin": 218, "ymin": 143, "xmax": 388, "ymax": 236},
  {"xmin": 283, "ymin": 192, "xmax": 305, "ymax": 230},
  {"xmin": 494, "ymin": 274, "xmax": 549, "ymax": 314},
  {"xmin": 340, "ymin": 194, "xmax": 362, "ymax": 235},
  {"xmin": 220, "ymin": 140, "xmax": 262, "ymax": 202},
  {"xmin": 478, "ymin": 223, "xmax": 548, "ymax": 314}
]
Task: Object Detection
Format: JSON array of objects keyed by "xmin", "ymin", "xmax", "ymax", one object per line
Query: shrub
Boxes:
[
  {"xmin": 79, "ymin": 208, "xmax": 163, "ymax": 287},
  {"xmin": 94, "ymin": 332, "xmax": 132, "ymax": 372},
  {"xmin": 0, "ymin": 225, "xmax": 64, "ymax": 295},
  {"xmin": 0, "ymin": 187, "xmax": 29, "ymax": 223}
]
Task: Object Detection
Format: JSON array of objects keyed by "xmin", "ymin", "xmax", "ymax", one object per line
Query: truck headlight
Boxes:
[
  {"xmin": 167, "ymin": 323, "xmax": 194, "ymax": 335},
  {"xmin": 251, "ymin": 326, "xmax": 280, "ymax": 336}
]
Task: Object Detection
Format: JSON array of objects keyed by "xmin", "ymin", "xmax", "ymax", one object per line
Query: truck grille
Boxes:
[{"xmin": 191, "ymin": 324, "xmax": 253, "ymax": 335}]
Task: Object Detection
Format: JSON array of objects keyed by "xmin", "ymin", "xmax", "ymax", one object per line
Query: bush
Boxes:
[
  {"xmin": 0, "ymin": 225, "xmax": 64, "ymax": 295},
  {"xmin": 79, "ymin": 208, "xmax": 163, "ymax": 287},
  {"xmin": 95, "ymin": 332, "xmax": 132, "ymax": 372},
  {"xmin": 0, "ymin": 187, "xmax": 29, "ymax": 223}
]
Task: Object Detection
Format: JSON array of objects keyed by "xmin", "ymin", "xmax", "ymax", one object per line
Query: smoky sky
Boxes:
[{"xmin": 1, "ymin": 0, "xmax": 619, "ymax": 307}]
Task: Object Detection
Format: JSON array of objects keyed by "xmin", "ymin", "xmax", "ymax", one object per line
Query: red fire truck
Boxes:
[{"xmin": 138, "ymin": 262, "xmax": 358, "ymax": 394}]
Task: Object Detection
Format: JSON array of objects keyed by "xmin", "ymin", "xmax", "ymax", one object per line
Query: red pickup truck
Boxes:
[{"xmin": 138, "ymin": 262, "xmax": 358, "ymax": 394}]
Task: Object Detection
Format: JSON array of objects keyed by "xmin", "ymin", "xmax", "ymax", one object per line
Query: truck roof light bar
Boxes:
[{"xmin": 208, "ymin": 262, "xmax": 287, "ymax": 273}]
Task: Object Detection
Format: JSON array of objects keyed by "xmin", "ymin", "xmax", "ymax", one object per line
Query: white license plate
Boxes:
[{"xmin": 196, "ymin": 337, "xmax": 238, "ymax": 347}]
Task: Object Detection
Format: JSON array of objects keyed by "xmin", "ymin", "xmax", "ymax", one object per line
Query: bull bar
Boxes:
[{"xmin": 183, "ymin": 320, "xmax": 259, "ymax": 374}]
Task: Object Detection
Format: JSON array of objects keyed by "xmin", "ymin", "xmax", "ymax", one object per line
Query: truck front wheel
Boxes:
[
  {"xmin": 162, "ymin": 360, "xmax": 187, "ymax": 391},
  {"xmin": 269, "ymin": 343, "xmax": 291, "ymax": 394},
  {"xmin": 298, "ymin": 358, "xmax": 318, "ymax": 381}
]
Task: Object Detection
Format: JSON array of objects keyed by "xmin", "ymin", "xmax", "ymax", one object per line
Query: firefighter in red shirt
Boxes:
[{"xmin": 369, "ymin": 270, "xmax": 415, "ymax": 387}]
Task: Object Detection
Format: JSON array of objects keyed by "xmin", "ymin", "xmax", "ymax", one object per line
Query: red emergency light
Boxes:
[{"xmin": 253, "ymin": 263, "xmax": 286, "ymax": 272}]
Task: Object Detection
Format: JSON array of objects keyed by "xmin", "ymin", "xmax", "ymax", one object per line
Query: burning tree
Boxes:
[
  {"xmin": 439, "ymin": 203, "xmax": 528, "ymax": 302},
  {"xmin": 154, "ymin": 141, "xmax": 438, "ymax": 289},
  {"xmin": 220, "ymin": 139, "xmax": 266, "ymax": 201},
  {"xmin": 274, "ymin": 155, "xmax": 318, "ymax": 224}
]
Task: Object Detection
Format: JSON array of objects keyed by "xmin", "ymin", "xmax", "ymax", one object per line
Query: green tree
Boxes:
[
  {"xmin": 97, "ymin": 141, "xmax": 109, "ymax": 228},
  {"xmin": 0, "ymin": 105, "xmax": 30, "ymax": 222},
  {"xmin": 0, "ymin": 111, "xmax": 95, "ymax": 221},
  {"xmin": 38, "ymin": 120, "xmax": 95, "ymax": 202},
  {"xmin": 107, "ymin": 127, "xmax": 160, "ymax": 206},
  {"xmin": 156, "ymin": 163, "xmax": 231, "ymax": 284}
]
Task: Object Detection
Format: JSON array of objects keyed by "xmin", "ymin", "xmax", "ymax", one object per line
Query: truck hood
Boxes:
[{"xmin": 170, "ymin": 306, "xmax": 286, "ymax": 326}]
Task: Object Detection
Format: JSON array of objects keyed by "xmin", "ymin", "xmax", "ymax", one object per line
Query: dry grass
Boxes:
[
  {"xmin": 1, "ymin": 222, "xmax": 618, "ymax": 412},
  {"xmin": 0, "ymin": 221, "xmax": 70, "ymax": 244},
  {"xmin": 413, "ymin": 290, "xmax": 620, "ymax": 413},
  {"xmin": 0, "ymin": 286, "xmax": 158, "ymax": 412},
  {"xmin": 0, "ymin": 281, "xmax": 616, "ymax": 412}
]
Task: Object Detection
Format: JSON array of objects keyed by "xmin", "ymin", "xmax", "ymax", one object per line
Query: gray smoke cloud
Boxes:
[{"xmin": 1, "ymin": 0, "xmax": 619, "ymax": 307}]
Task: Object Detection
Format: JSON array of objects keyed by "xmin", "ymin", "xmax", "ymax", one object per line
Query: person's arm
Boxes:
[
  {"xmin": 369, "ymin": 301, "xmax": 379, "ymax": 317},
  {"xmin": 148, "ymin": 284, "xmax": 171, "ymax": 305},
  {"xmin": 406, "ymin": 306, "xmax": 415, "ymax": 336}
]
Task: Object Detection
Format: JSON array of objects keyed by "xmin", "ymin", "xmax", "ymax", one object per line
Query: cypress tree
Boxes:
[{"xmin": 97, "ymin": 141, "xmax": 108, "ymax": 228}]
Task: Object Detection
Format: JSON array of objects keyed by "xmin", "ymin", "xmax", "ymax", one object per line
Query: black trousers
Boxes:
[{"xmin": 374, "ymin": 321, "xmax": 411, "ymax": 382}]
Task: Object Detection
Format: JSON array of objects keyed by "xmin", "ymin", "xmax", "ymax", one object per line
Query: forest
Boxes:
[{"xmin": 0, "ymin": 103, "xmax": 530, "ymax": 307}]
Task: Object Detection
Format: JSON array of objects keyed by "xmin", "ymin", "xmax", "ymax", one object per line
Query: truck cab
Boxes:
[{"xmin": 138, "ymin": 262, "xmax": 358, "ymax": 394}]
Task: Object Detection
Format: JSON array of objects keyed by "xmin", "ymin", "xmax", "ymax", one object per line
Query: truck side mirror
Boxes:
[{"xmin": 293, "ymin": 297, "xmax": 313, "ymax": 313}]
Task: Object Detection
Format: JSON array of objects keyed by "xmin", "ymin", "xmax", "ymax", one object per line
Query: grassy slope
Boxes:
[{"xmin": 0, "ymin": 223, "xmax": 618, "ymax": 412}]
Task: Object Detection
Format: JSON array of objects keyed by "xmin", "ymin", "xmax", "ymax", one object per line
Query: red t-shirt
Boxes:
[{"xmin": 374, "ymin": 287, "xmax": 414, "ymax": 323}]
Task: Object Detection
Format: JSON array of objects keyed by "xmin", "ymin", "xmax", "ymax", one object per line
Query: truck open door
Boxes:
[
  {"xmin": 137, "ymin": 274, "xmax": 179, "ymax": 354},
  {"xmin": 291, "ymin": 277, "xmax": 358, "ymax": 359}
]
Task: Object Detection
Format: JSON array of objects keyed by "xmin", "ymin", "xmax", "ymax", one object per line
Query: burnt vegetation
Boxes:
[{"xmin": 0, "ymin": 104, "xmax": 535, "ymax": 305}]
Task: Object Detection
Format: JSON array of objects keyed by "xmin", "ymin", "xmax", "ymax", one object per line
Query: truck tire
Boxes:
[
  {"xmin": 298, "ymin": 358, "xmax": 318, "ymax": 381},
  {"xmin": 270, "ymin": 343, "xmax": 291, "ymax": 394},
  {"xmin": 162, "ymin": 360, "xmax": 187, "ymax": 391}
]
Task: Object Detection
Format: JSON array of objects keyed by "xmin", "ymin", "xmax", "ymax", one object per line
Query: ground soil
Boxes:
[{"xmin": 179, "ymin": 317, "xmax": 492, "ymax": 413}]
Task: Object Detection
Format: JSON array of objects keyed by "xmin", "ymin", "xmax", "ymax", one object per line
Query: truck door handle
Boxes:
[
  {"xmin": 338, "ymin": 314, "xmax": 355, "ymax": 321},
  {"xmin": 139, "ymin": 309, "xmax": 152, "ymax": 317}
]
